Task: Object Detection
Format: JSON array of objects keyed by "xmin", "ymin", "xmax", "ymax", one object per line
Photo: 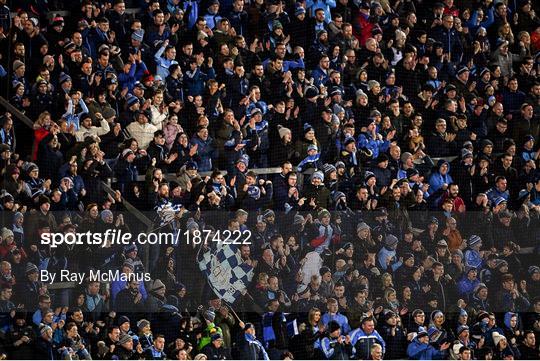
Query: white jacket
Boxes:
[
  {"xmin": 75, "ymin": 119, "xmax": 111, "ymax": 141},
  {"xmin": 126, "ymin": 121, "xmax": 158, "ymax": 149},
  {"xmin": 150, "ymin": 105, "xmax": 166, "ymax": 130},
  {"xmin": 301, "ymin": 251, "xmax": 323, "ymax": 285}
]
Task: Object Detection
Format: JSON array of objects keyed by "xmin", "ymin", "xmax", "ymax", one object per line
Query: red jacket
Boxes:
[
  {"xmin": 353, "ymin": 12, "xmax": 375, "ymax": 47},
  {"xmin": 440, "ymin": 192, "xmax": 467, "ymax": 213},
  {"xmin": 32, "ymin": 127, "xmax": 50, "ymax": 161}
]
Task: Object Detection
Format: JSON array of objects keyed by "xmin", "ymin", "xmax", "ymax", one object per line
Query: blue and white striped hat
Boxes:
[{"xmin": 468, "ymin": 235, "xmax": 482, "ymax": 248}]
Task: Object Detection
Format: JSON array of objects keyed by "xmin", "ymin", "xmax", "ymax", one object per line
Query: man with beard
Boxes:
[
  {"xmin": 311, "ymin": 55, "xmax": 331, "ymax": 87},
  {"xmin": 307, "ymin": 8, "xmax": 329, "ymax": 46},
  {"xmin": 18, "ymin": 18, "xmax": 48, "ymax": 69},
  {"xmin": 512, "ymin": 103, "xmax": 537, "ymax": 147},
  {"xmin": 365, "ymin": 51, "xmax": 388, "ymax": 85},
  {"xmin": 347, "ymin": 286, "xmax": 372, "ymax": 328},
  {"xmin": 115, "ymin": 279, "xmax": 145, "ymax": 314},
  {"xmin": 437, "ymin": 183, "xmax": 466, "ymax": 213}
]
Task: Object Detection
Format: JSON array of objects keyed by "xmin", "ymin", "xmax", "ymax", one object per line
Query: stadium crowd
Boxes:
[{"xmin": 0, "ymin": 0, "xmax": 539, "ymax": 358}]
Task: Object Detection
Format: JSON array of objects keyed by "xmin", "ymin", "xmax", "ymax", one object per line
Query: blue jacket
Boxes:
[
  {"xmin": 154, "ymin": 45, "xmax": 179, "ymax": 79},
  {"xmin": 349, "ymin": 328, "xmax": 385, "ymax": 359},
  {"xmin": 87, "ymin": 27, "xmax": 110, "ymax": 58},
  {"xmin": 0, "ymin": 5, "xmax": 10, "ymax": 32},
  {"xmin": 457, "ymin": 276, "xmax": 480, "ymax": 298},
  {"xmin": 203, "ymin": 10, "xmax": 222, "ymax": 30},
  {"xmin": 319, "ymin": 336, "xmax": 351, "ymax": 359},
  {"xmin": 322, "ymin": 313, "xmax": 351, "ymax": 335},
  {"xmin": 357, "ymin": 132, "xmax": 390, "ymax": 160},
  {"xmin": 378, "ymin": 246, "xmax": 402, "ymax": 272},
  {"xmin": 485, "ymin": 186, "xmax": 509, "ymax": 203},
  {"xmin": 184, "ymin": 67, "xmax": 216, "ymax": 97},
  {"xmin": 183, "ymin": 0, "xmax": 200, "ymax": 29},
  {"xmin": 431, "ymin": 26, "xmax": 463, "ymax": 63},
  {"xmin": 305, "ymin": 0, "xmax": 336, "ymax": 23},
  {"xmin": 63, "ymin": 99, "xmax": 89, "ymax": 131},
  {"xmin": 407, "ymin": 338, "xmax": 446, "ymax": 360},
  {"xmin": 311, "ymin": 66, "xmax": 330, "ymax": 87},
  {"xmin": 262, "ymin": 58, "xmax": 305, "ymax": 73},
  {"xmin": 496, "ymin": 290, "xmax": 531, "ymax": 313},
  {"xmin": 190, "ymin": 135, "xmax": 217, "ymax": 172},
  {"xmin": 504, "ymin": 311, "xmax": 520, "ymax": 331},
  {"xmin": 146, "ymin": 26, "xmax": 171, "ymax": 48},
  {"xmin": 464, "ymin": 8, "xmax": 494, "ymax": 36},
  {"xmin": 429, "ymin": 161, "xmax": 453, "ymax": 193},
  {"xmin": 118, "ymin": 61, "xmax": 148, "ymax": 92},
  {"xmin": 530, "ymin": 188, "xmax": 540, "ymax": 206}
]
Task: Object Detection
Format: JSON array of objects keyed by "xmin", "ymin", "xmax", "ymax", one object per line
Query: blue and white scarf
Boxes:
[{"xmin": 297, "ymin": 153, "xmax": 320, "ymax": 172}]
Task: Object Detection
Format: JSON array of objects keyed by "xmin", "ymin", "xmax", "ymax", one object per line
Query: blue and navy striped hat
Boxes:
[{"xmin": 468, "ymin": 235, "xmax": 482, "ymax": 248}]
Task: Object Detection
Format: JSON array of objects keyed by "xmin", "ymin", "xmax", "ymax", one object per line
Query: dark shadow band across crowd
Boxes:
[{"xmin": 0, "ymin": 0, "xmax": 539, "ymax": 359}]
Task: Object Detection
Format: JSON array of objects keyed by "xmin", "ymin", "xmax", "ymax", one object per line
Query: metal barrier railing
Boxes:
[{"xmin": 0, "ymin": 96, "xmax": 34, "ymax": 128}]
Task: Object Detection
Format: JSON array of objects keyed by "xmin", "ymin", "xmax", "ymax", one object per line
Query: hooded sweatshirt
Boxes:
[{"xmin": 429, "ymin": 160, "xmax": 453, "ymax": 193}]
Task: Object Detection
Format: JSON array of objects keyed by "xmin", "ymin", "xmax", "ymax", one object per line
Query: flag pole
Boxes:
[{"xmin": 224, "ymin": 301, "xmax": 244, "ymax": 325}]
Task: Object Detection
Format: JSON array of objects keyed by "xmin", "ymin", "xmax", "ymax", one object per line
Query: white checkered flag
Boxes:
[{"xmin": 198, "ymin": 244, "xmax": 254, "ymax": 304}]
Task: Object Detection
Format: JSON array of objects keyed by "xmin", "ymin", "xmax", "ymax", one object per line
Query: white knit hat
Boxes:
[{"xmin": 492, "ymin": 331, "xmax": 506, "ymax": 346}]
